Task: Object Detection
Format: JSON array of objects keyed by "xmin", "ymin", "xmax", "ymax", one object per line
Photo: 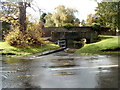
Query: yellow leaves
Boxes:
[
  {"xmin": 0, "ymin": 17, "xmax": 7, "ymax": 21},
  {"xmin": 0, "ymin": 16, "xmax": 19, "ymax": 27}
]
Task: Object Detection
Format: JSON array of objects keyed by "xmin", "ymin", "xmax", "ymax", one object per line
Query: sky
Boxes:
[{"xmin": 26, "ymin": 0, "xmax": 98, "ymax": 22}]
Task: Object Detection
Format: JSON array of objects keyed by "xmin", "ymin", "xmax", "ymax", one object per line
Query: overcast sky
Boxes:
[{"xmin": 26, "ymin": 0, "xmax": 98, "ymax": 22}]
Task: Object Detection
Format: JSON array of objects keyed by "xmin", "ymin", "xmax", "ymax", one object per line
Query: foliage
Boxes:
[
  {"xmin": 75, "ymin": 36, "xmax": 120, "ymax": 55},
  {"xmin": 0, "ymin": 15, "xmax": 19, "ymax": 32},
  {"xmin": 86, "ymin": 14, "xmax": 98, "ymax": 26},
  {"xmin": 0, "ymin": 2, "xmax": 19, "ymax": 17},
  {"xmin": 40, "ymin": 13, "xmax": 47, "ymax": 23},
  {"xmin": 0, "ymin": 2, "xmax": 19, "ymax": 29},
  {"xmin": 92, "ymin": 23, "xmax": 101, "ymax": 31},
  {"xmin": 44, "ymin": 13, "xmax": 55, "ymax": 27},
  {"xmin": 44, "ymin": 5, "xmax": 80, "ymax": 27},
  {"xmin": 4, "ymin": 23, "xmax": 43, "ymax": 47},
  {"xmin": 1, "ymin": 2, "xmax": 44, "ymax": 47},
  {"xmin": 1, "ymin": 21, "xmax": 11, "ymax": 33},
  {"xmin": 0, "ymin": 2, "xmax": 31, "ymax": 32},
  {"xmin": 95, "ymin": 2, "xmax": 119, "ymax": 31},
  {"xmin": 81, "ymin": 20, "xmax": 86, "ymax": 26},
  {"xmin": 63, "ymin": 23, "xmax": 74, "ymax": 29}
]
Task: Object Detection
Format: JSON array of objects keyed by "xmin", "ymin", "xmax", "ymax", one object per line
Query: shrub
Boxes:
[
  {"xmin": 92, "ymin": 23, "xmax": 101, "ymax": 31},
  {"xmin": 4, "ymin": 24, "xmax": 44, "ymax": 47},
  {"xmin": 63, "ymin": 23, "xmax": 74, "ymax": 29}
]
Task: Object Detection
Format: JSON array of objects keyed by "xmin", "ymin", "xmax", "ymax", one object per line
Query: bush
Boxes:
[
  {"xmin": 92, "ymin": 23, "xmax": 101, "ymax": 31},
  {"xmin": 4, "ymin": 24, "xmax": 44, "ymax": 47},
  {"xmin": 63, "ymin": 23, "xmax": 74, "ymax": 29}
]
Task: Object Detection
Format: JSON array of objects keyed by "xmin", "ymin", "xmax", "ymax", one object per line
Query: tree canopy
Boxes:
[
  {"xmin": 86, "ymin": 14, "xmax": 98, "ymax": 26},
  {"xmin": 44, "ymin": 5, "xmax": 80, "ymax": 27},
  {"xmin": 95, "ymin": 2, "xmax": 119, "ymax": 31}
]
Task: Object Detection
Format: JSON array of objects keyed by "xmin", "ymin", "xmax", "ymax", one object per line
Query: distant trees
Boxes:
[
  {"xmin": 44, "ymin": 13, "xmax": 55, "ymax": 27},
  {"xmin": 44, "ymin": 5, "xmax": 80, "ymax": 27},
  {"xmin": 95, "ymin": 2, "xmax": 119, "ymax": 31},
  {"xmin": 81, "ymin": 20, "xmax": 86, "ymax": 26},
  {"xmin": 86, "ymin": 14, "xmax": 98, "ymax": 26},
  {"xmin": 40, "ymin": 13, "xmax": 47, "ymax": 23}
]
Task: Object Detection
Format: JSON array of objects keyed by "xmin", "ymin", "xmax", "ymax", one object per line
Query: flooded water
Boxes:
[{"xmin": 0, "ymin": 51, "xmax": 119, "ymax": 89}]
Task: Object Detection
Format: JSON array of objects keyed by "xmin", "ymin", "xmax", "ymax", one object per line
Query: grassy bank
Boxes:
[
  {"xmin": 75, "ymin": 36, "xmax": 120, "ymax": 55},
  {"xmin": 0, "ymin": 42, "xmax": 59, "ymax": 57}
]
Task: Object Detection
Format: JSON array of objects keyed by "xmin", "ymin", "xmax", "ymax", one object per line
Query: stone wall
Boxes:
[
  {"xmin": 42, "ymin": 26, "xmax": 93, "ymax": 37},
  {"xmin": 42, "ymin": 26, "xmax": 98, "ymax": 43}
]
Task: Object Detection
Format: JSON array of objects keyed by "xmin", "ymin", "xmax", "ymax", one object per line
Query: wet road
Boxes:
[{"xmin": 1, "ymin": 51, "xmax": 119, "ymax": 88}]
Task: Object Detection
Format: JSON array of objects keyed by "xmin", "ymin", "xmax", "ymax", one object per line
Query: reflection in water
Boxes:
[
  {"xmin": 2, "ymin": 58, "xmax": 37, "ymax": 88},
  {"xmin": 96, "ymin": 67, "xmax": 118, "ymax": 88},
  {"xmin": 1, "ymin": 51, "xmax": 119, "ymax": 88},
  {"xmin": 95, "ymin": 54, "xmax": 119, "ymax": 88}
]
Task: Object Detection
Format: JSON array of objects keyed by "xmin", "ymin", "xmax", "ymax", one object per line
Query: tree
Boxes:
[
  {"xmin": 44, "ymin": 13, "xmax": 55, "ymax": 27},
  {"xmin": 40, "ymin": 13, "xmax": 47, "ymax": 23},
  {"xmin": 44, "ymin": 5, "xmax": 80, "ymax": 27},
  {"xmin": 0, "ymin": 2, "xmax": 20, "ymax": 37},
  {"xmin": 81, "ymin": 20, "xmax": 86, "ymax": 26},
  {"xmin": 86, "ymin": 14, "xmax": 98, "ymax": 25},
  {"xmin": 0, "ymin": 2, "xmax": 19, "ymax": 17},
  {"xmin": 0, "ymin": 2, "xmax": 19, "ymax": 29},
  {"xmin": 0, "ymin": 1, "xmax": 31, "ymax": 32},
  {"xmin": 1, "ymin": 1, "xmax": 45, "ymax": 46},
  {"xmin": 95, "ymin": 2, "xmax": 119, "ymax": 31}
]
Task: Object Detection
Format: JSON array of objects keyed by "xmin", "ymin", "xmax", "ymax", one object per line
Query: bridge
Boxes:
[{"xmin": 42, "ymin": 26, "xmax": 110, "ymax": 48}]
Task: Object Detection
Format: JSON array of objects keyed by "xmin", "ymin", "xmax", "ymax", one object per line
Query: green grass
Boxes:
[
  {"xmin": 75, "ymin": 36, "xmax": 120, "ymax": 55},
  {"xmin": 0, "ymin": 42, "xmax": 59, "ymax": 57}
]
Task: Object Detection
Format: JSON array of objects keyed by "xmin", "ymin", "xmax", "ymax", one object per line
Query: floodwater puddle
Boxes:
[
  {"xmin": 84, "ymin": 57, "xmax": 98, "ymax": 60},
  {"xmin": 56, "ymin": 58, "xmax": 74, "ymax": 61},
  {"xmin": 49, "ymin": 64, "xmax": 118, "ymax": 71},
  {"xmin": 53, "ymin": 72, "xmax": 75, "ymax": 75},
  {"xmin": 49, "ymin": 58, "xmax": 79, "ymax": 68},
  {"xmin": 17, "ymin": 74, "xmax": 37, "ymax": 77},
  {"xmin": 54, "ymin": 52, "xmax": 69, "ymax": 56},
  {"xmin": 1, "ymin": 51, "xmax": 119, "ymax": 88},
  {"xmin": 49, "ymin": 64, "xmax": 79, "ymax": 68}
]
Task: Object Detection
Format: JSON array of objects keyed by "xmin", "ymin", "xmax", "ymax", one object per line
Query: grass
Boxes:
[
  {"xmin": 75, "ymin": 36, "xmax": 120, "ymax": 55},
  {"xmin": 0, "ymin": 41, "xmax": 59, "ymax": 57}
]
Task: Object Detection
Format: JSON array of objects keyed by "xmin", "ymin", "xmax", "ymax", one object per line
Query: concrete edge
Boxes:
[
  {"xmin": 37, "ymin": 47, "xmax": 66, "ymax": 56},
  {"xmin": 22, "ymin": 47, "xmax": 66, "ymax": 59}
]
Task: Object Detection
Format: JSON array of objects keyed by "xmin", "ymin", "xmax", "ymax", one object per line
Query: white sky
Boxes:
[{"xmin": 26, "ymin": 0, "xmax": 98, "ymax": 22}]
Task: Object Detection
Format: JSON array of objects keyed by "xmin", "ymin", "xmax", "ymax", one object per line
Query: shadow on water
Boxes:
[
  {"xmin": 49, "ymin": 57, "xmax": 79, "ymax": 68},
  {"xmin": 54, "ymin": 52, "xmax": 69, "ymax": 56}
]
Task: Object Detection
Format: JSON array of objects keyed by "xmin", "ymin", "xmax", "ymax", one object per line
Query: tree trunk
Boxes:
[
  {"xmin": 19, "ymin": 2, "xmax": 27, "ymax": 32},
  {"xmin": 118, "ymin": 1, "xmax": 120, "ymax": 31}
]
